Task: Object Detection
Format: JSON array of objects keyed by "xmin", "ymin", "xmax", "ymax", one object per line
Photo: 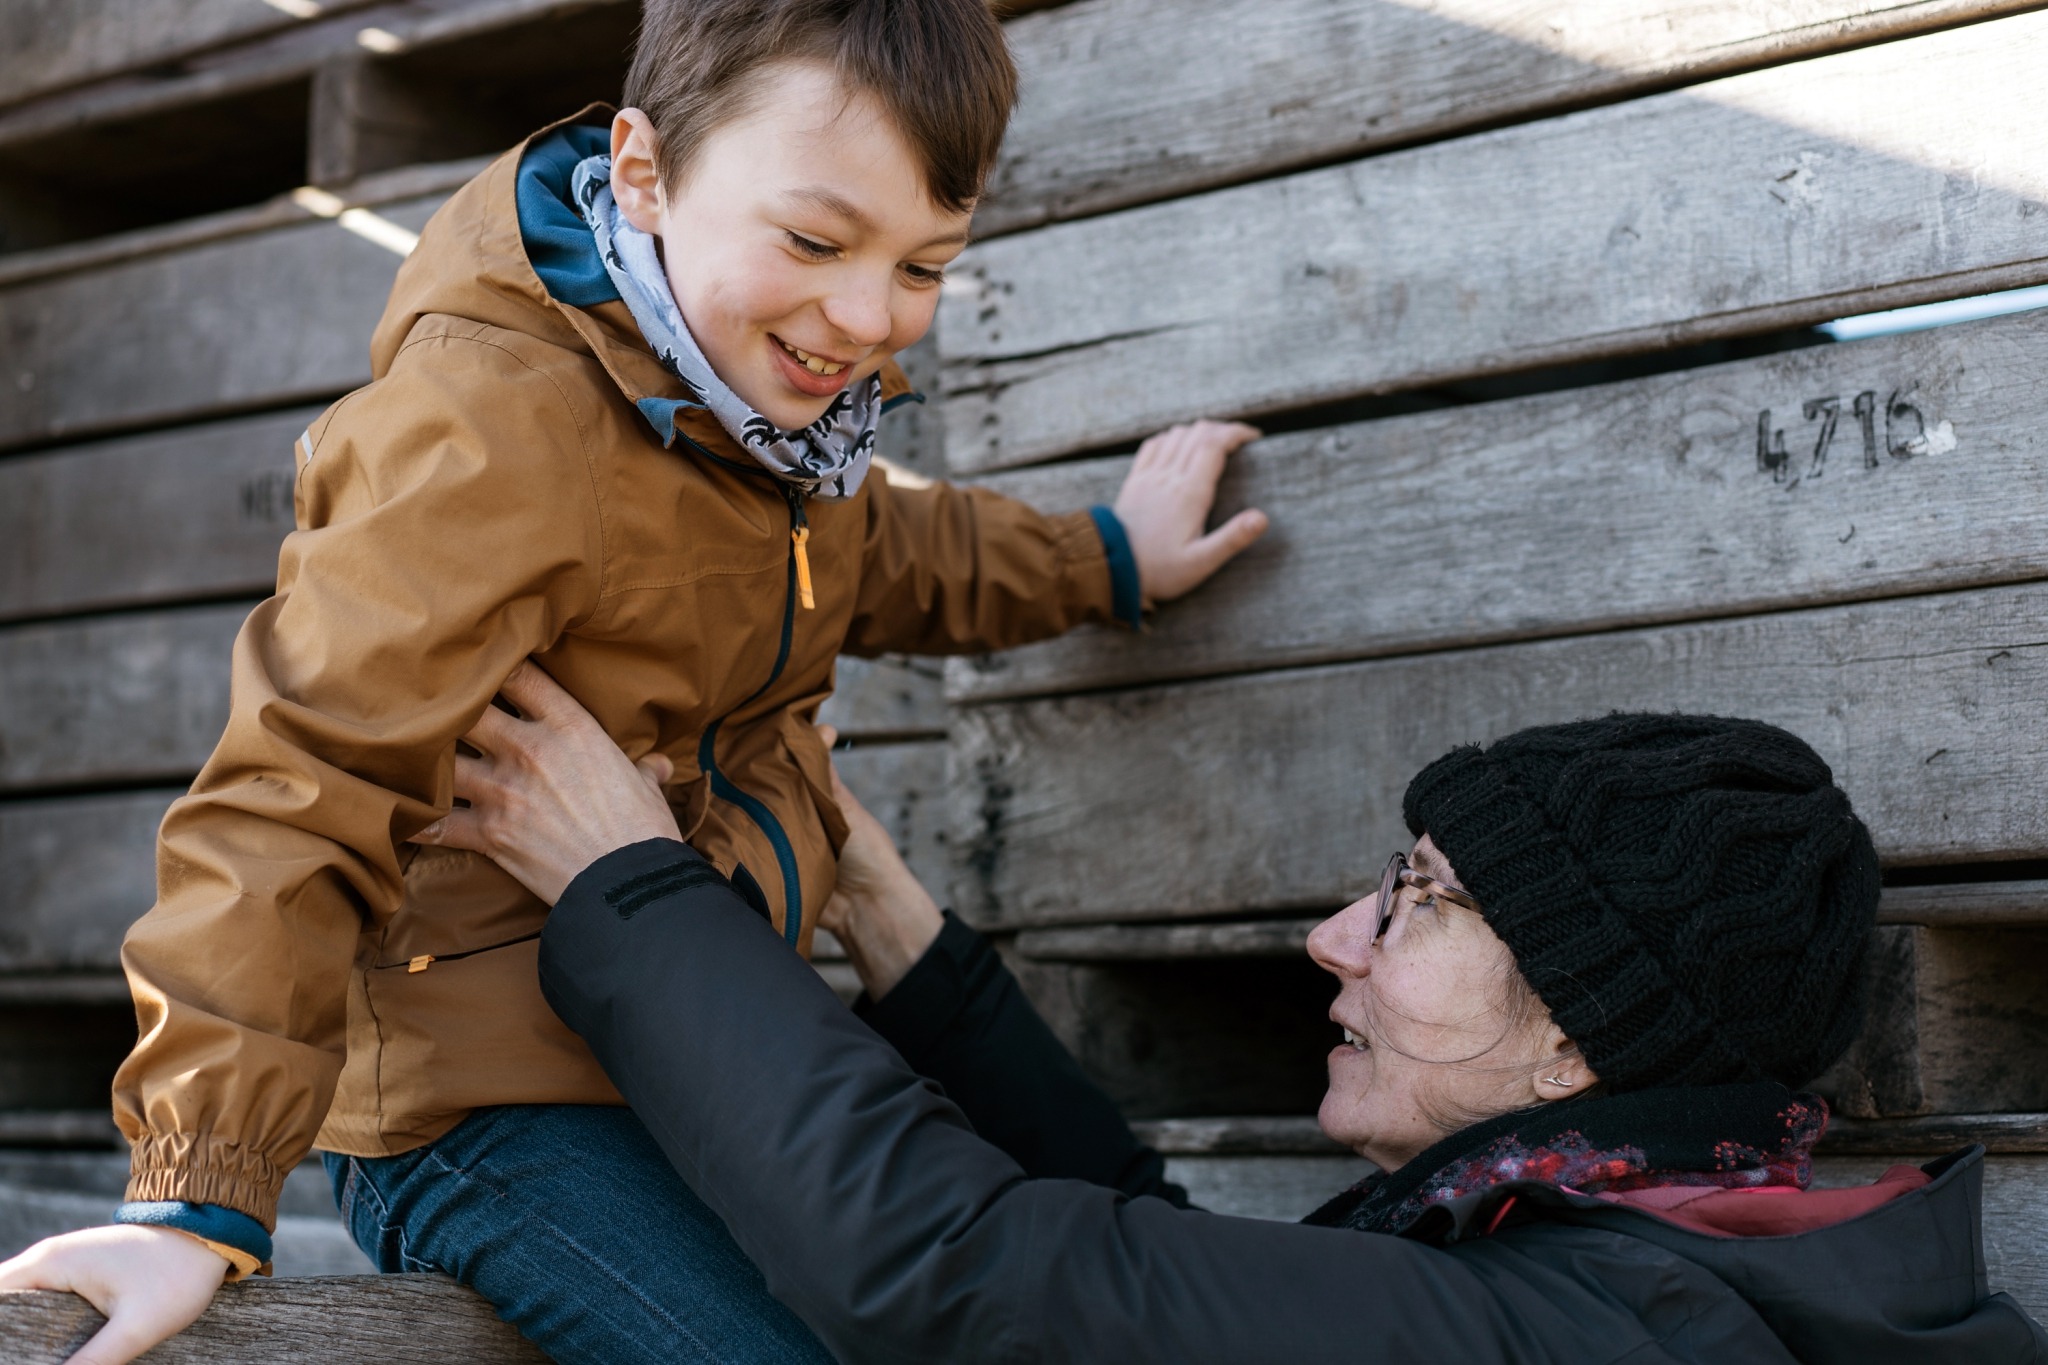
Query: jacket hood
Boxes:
[
  {"xmin": 367, "ymin": 106, "xmax": 911, "ymax": 459},
  {"xmin": 1423, "ymin": 1146, "xmax": 2046, "ymax": 1362}
]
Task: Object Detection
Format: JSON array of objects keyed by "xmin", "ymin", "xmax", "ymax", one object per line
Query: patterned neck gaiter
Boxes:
[{"xmin": 571, "ymin": 154, "xmax": 879, "ymax": 501}]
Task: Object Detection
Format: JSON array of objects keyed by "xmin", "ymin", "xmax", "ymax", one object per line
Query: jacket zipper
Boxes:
[
  {"xmin": 693, "ymin": 482, "xmax": 809, "ymax": 947},
  {"xmin": 375, "ymin": 929, "xmax": 541, "ymax": 974}
]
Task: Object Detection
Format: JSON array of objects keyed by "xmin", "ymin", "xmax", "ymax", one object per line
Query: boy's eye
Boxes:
[
  {"xmin": 902, "ymin": 263, "xmax": 947, "ymax": 285},
  {"xmin": 785, "ymin": 231, "xmax": 836, "ymax": 259}
]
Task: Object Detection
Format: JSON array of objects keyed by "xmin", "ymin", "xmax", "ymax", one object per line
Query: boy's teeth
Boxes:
[{"xmin": 780, "ymin": 340, "xmax": 845, "ymax": 376}]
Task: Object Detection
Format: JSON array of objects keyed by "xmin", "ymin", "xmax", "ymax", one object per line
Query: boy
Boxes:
[{"xmin": 0, "ymin": 1, "xmax": 1265, "ymax": 1360}]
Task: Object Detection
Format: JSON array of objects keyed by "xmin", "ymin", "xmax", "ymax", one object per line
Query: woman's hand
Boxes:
[
  {"xmin": 411, "ymin": 661, "xmax": 680, "ymax": 905},
  {"xmin": 0, "ymin": 1224, "xmax": 230, "ymax": 1365},
  {"xmin": 815, "ymin": 731, "xmax": 944, "ymax": 999}
]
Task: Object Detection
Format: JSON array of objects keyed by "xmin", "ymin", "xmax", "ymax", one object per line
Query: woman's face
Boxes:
[{"xmin": 1308, "ymin": 835, "xmax": 1588, "ymax": 1172}]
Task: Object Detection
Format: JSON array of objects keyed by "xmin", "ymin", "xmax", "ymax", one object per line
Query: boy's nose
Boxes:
[{"xmin": 822, "ymin": 288, "xmax": 892, "ymax": 350}]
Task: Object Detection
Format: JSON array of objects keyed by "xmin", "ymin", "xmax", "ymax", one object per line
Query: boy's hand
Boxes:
[
  {"xmin": 0, "ymin": 1224, "xmax": 230, "ymax": 1365},
  {"xmin": 1111, "ymin": 420, "xmax": 1268, "ymax": 605}
]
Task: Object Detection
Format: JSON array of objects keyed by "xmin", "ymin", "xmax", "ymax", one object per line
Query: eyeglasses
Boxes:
[{"xmin": 1373, "ymin": 851, "xmax": 1481, "ymax": 944}]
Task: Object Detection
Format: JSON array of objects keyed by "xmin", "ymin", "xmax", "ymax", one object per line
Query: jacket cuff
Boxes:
[
  {"xmin": 560, "ymin": 836, "xmax": 719, "ymax": 919},
  {"xmin": 125, "ymin": 1131, "xmax": 292, "ymax": 1230},
  {"xmin": 115, "ymin": 1201, "xmax": 272, "ymax": 1278},
  {"xmin": 1087, "ymin": 506, "xmax": 1145, "ymax": 629},
  {"xmin": 854, "ymin": 912, "xmax": 985, "ymax": 1072}
]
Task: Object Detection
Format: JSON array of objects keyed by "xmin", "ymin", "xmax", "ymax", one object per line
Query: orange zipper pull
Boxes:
[
  {"xmin": 792, "ymin": 526, "xmax": 815, "ymax": 610},
  {"xmin": 407, "ymin": 955, "xmax": 435, "ymax": 973}
]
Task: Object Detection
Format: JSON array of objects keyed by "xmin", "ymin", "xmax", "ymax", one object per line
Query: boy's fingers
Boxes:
[
  {"xmin": 1184, "ymin": 508, "xmax": 1270, "ymax": 580},
  {"xmin": 69, "ymin": 1316, "xmax": 161, "ymax": 1365}
]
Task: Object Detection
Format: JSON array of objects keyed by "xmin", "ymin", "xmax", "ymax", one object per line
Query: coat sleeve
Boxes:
[
  {"xmin": 541, "ymin": 841, "xmax": 1652, "ymax": 1365},
  {"xmin": 113, "ymin": 333, "xmax": 606, "ymax": 1227},
  {"xmin": 855, "ymin": 913, "xmax": 1189, "ymax": 1205},
  {"xmin": 841, "ymin": 471, "xmax": 1142, "ymax": 657}
]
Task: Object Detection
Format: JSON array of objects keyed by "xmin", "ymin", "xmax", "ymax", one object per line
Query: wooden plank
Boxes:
[
  {"xmin": 819, "ymin": 656, "xmax": 947, "ymax": 740},
  {"xmin": 0, "ymin": 1277, "xmax": 546, "ymax": 1365},
  {"xmin": 941, "ymin": 13, "xmax": 2048, "ymax": 472},
  {"xmin": 0, "ymin": 790, "xmax": 174, "ymax": 973},
  {"xmin": 0, "ymin": 1113, "xmax": 119, "ymax": 1149},
  {"xmin": 953, "ymin": 309, "xmax": 2048, "ymax": 701},
  {"xmin": 0, "ymin": 606, "xmax": 243, "ymax": 792},
  {"xmin": 1814, "ymin": 926, "xmax": 2048, "ymax": 1117},
  {"xmin": 0, "ymin": 411, "xmax": 307, "ymax": 623},
  {"xmin": 0, "ymin": 0, "xmax": 375, "ymax": 111},
  {"xmin": 1011, "ymin": 883, "xmax": 2048, "ymax": 961},
  {"xmin": 982, "ymin": 0, "xmax": 2040, "ymax": 236},
  {"xmin": 0, "ymin": 193, "xmax": 440, "ymax": 450},
  {"xmin": 952, "ymin": 582, "xmax": 2048, "ymax": 927},
  {"xmin": 1163, "ymin": 1154, "xmax": 1373, "ymax": 1223}
]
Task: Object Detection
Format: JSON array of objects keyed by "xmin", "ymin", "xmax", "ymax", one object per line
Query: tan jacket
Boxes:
[{"xmin": 114, "ymin": 111, "xmax": 1118, "ymax": 1227}]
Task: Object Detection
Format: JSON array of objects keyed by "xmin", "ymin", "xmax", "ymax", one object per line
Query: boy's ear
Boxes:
[{"xmin": 610, "ymin": 108, "xmax": 666, "ymax": 236}]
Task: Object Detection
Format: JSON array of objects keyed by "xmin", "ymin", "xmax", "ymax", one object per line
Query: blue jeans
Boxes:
[{"xmin": 325, "ymin": 1104, "xmax": 836, "ymax": 1365}]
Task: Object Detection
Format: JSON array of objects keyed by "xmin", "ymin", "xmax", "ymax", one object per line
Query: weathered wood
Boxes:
[
  {"xmin": 954, "ymin": 309, "xmax": 2048, "ymax": 701},
  {"xmin": 0, "ymin": 790, "xmax": 174, "ymax": 972},
  {"xmin": 1815, "ymin": 926, "xmax": 2048, "ymax": 1118},
  {"xmin": 0, "ymin": 607, "xmax": 243, "ymax": 792},
  {"xmin": 1131, "ymin": 1116, "xmax": 1343, "ymax": 1156},
  {"xmin": 0, "ymin": 191, "xmax": 442, "ymax": 450},
  {"xmin": 0, "ymin": 1277, "xmax": 546, "ymax": 1365},
  {"xmin": 0, "ymin": 1112, "xmax": 119, "ymax": 1149},
  {"xmin": 985, "ymin": 0, "xmax": 2038, "ymax": 236},
  {"xmin": 0, "ymin": 1004, "xmax": 135, "ymax": 1112},
  {"xmin": 830, "ymin": 741, "xmax": 952, "ymax": 901},
  {"xmin": 941, "ymin": 13, "xmax": 2048, "ymax": 472},
  {"xmin": 310, "ymin": 54, "xmax": 471, "ymax": 188},
  {"xmin": 953, "ymin": 582, "xmax": 2048, "ymax": 926},
  {"xmin": 1163, "ymin": 1154, "xmax": 1372, "ymax": 1223},
  {"xmin": 1017, "ymin": 918, "xmax": 1324, "ymax": 961},
  {"xmin": 0, "ymin": 0, "xmax": 375, "ymax": 111},
  {"xmin": 0, "ymin": 411, "xmax": 307, "ymax": 623},
  {"xmin": 1824, "ymin": 1114, "xmax": 2048, "ymax": 1154},
  {"xmin": 1010, "ymin": 883, "xmax": 2048, "ymax": 962},
  {"xmin": 819, "ymin": 656, "xmax": 947, "ymax": 740}
]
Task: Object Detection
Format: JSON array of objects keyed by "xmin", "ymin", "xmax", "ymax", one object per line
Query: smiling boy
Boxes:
[{"xmin": 0, "ymin": 2, "xmax": 1266, "ymax": 1362}]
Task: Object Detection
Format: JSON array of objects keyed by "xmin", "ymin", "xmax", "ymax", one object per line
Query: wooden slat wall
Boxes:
[{"xmin": 943, "ymin": 12, "xmax": 2048, "ymax": 472}]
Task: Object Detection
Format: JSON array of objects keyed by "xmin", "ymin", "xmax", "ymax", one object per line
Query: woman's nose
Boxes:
[{"xmin": 1308, "ymin": 895, "xmax": 1378, "ymax": 976}]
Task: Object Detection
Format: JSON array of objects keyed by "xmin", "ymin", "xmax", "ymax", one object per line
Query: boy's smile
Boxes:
[{"xmin": 609, "ymin": 61, "xmax": 973, "ymax": 432}]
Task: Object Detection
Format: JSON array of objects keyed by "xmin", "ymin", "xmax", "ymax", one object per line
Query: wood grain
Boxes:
[
  {"xmin": 982, "ymin": 0, "xmax": 2038, "ymax": 236},
  {"xmin": 953, "ymin": 309, "xmax": 2048, "ymax": 700},
  {"xmin": 0, "ymin": 790, "xmax": 175, "ymax": 972},
  {"xmin": 0, "ymin": 1277, "xmax": 545, "ymax": 1365},
  {"xmin": 0, "ymin": 605, "xmax": 244, "ymax": 792},
  {"xmin": 0, "ymin": 600, "xmax": 944, "ymax": 795},
  {"xmin": 0, "ymin": 194, "xmax": 440, "ymax": 451},
  {"xmin": 0, "ymin": 0, "xmax": 375, "ymax": 111},
  {"xmin": 0, "ymin": 410, "xmax": 310, "ymax": 623},
  {"xmin": 941, "ymin": 13, "xmax": 2048, "ymax": 472},
  {"xmin": 952, "ymin": 582, "xmax": 2048, "ymax": 926}
]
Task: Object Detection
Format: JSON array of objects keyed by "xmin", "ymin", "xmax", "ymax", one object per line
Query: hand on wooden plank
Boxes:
[
  {"xmin": 1111, "ymin": 420, "xmax": 1269, "ymax": 606},
  {"xmin": 0, "ymin": 1224, "xmax": 230, "ymax": 1365},
  {"xmin": 410, "ymin": 662, "xmax": 680, "ymax": 906}
]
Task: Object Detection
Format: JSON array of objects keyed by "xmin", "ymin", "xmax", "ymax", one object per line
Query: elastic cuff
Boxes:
[
  {"xmin": 124, "ymin": 1130, "xmax": 290, "ymax": 1229},
  {"xmin": 855, "ymin": 912, "xmax": 985, "ymax": 1070},
  {"xmin": 1088, "ymin": 506, "xmax": 1145, "ymax": 628},
  {"xmin": 116, "ymin": 1201, "xmax": 273, "ymax": 1278}
]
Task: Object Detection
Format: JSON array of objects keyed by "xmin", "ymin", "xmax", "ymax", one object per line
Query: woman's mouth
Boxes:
[
  {"xmin": 1339, "ymin": 1025, "xmax": 1368, "ymax": 1052},
  {"xmin": 770, "ymin": 335, "xmax": 856, "ymax": 398}
]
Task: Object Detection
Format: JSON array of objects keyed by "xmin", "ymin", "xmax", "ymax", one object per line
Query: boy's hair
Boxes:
[{"xmin": 623, "ymin": 0, "xmax": 1017, "ymax": 213}]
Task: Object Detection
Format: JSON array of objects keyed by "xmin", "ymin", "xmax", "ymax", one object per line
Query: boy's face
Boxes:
[{"xmin": 611, "ymin": 62, "xmax": 974, "ymax": 432}]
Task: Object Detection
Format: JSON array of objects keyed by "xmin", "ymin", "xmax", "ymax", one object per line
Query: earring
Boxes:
[{"xmin": 1543, "ymin": 1076, "xmax": 1573, "ymax": 1088}]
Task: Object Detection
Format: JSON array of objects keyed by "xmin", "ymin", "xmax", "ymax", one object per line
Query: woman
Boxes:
[{"xmin": 411, "ymin": 664, "xmax": 2045, "ymax": 1361}]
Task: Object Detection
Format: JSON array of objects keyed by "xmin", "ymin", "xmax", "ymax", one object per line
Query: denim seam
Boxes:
[
  {"xmin": 420, "ymin": 1145, "xmax": 723, "ymax": 1361},
  {"xmin": 346, "ymin": 1155, "xmax": 440, "ymax": 1275}
]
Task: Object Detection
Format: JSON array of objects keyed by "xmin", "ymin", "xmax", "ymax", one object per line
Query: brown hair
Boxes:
[{"xmin": 622, "ymin": 0, "xmax": 1017, "ymax": 213}]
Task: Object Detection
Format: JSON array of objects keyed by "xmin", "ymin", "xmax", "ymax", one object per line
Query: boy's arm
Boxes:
[
  {"xmin": 114, "ymin": 338, "xmax": 605, "ymax": 1229},
  {"xmin": 844, "ymin": 420, "xmax": 1266, "ymax": 656}
]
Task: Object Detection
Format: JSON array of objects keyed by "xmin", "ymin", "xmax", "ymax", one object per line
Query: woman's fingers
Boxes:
[
  {"xmin": 410, "ymin": 806, "xmax": 486, "ymax": 852},
  {"xmin": 496, "ymin": 659, "xmax": 580, "ymax": 726}
]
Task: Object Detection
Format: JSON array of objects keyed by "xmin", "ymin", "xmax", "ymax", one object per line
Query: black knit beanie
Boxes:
[{"xmin": 1402, "ymin": 713, "xmax": 1880, "ymax": 1092}]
